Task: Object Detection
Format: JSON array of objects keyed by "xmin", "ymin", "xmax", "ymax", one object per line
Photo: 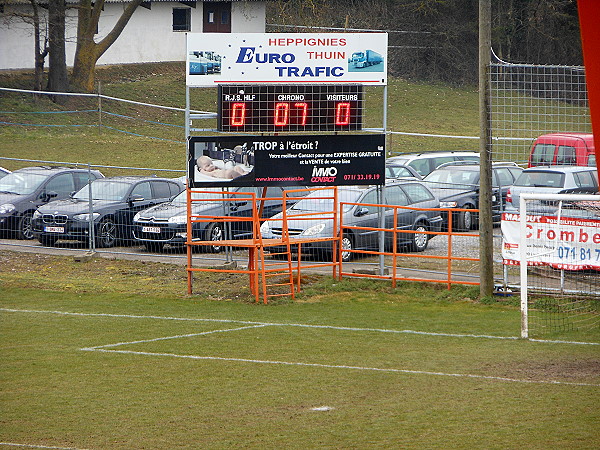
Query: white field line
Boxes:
[
  {"xmin": 81, "ymin": 324, "xmax": 269, "ymax": 350},
  {"xmin": 82, "ymin": 348, "xmax": 600, "ymax": 387},
  {"xmin": 3, "ymin": 308, "xmax": 599, "ymax": 387},
  {"xmin": 0, "ymin": 442, "xmax": 89, "ymax": 450},
  {"xmin": 2, "ymin": 308, "xmax": 598, "ymax": 345}
]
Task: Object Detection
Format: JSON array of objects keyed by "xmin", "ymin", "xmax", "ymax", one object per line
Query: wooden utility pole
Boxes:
[{"xmin": 479, "ymin": 0, "xmax": 494, "ymax": 297}]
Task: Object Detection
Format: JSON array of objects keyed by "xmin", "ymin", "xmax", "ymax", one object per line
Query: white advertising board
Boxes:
[
  {"xmin": 186, "ymin": 33, "xmax": 388, "ymax": 87},
  {"xmin": 501, "ymin": 212, "xmax": 600, "ymax": 270}
]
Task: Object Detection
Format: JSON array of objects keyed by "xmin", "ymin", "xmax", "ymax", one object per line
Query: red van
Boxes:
[{"xmin": 528, "ymin": 133, "xmax": 596, "ymax": 168}]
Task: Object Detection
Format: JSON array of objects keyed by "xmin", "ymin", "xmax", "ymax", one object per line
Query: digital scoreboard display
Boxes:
[{"xmin": 218, "ymin": 84, "xmax": 363, "ymax": 132}]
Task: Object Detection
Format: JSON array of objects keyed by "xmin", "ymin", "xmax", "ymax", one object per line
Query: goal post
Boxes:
[{"xmin": 503, "ymin": 193, "xmax": 600, "ymax": 339}]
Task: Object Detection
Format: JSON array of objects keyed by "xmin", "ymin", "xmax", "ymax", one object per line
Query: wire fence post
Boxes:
[
  {"xmin": 88, "ymin": 164, "xmax": 96, "ymax": 253},
  {"xmin": 97, "ymin": 81, "xmax": 102, "ymax": 131}
]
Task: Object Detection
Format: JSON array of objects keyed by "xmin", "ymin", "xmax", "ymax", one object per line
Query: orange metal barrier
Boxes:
[
  {"xmin": 185, "ymin": 186, "xmax": 341, "ymax": 303},
  {"xmin": 186, "ymin": 187, "xmax": 479, "ymax": 301},
  {"xmin": 338, "ymin": 203, "xmax": 480, "ymax": 289}
]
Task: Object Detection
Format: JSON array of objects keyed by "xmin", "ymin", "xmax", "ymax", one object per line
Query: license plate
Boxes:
[
  {"xmin": 142, "ymin": 226, "xmax": 161, "ymax": 234},
  {"xmin": 44, "ymin": 226, "xmax": 64, "ymax": 233}
]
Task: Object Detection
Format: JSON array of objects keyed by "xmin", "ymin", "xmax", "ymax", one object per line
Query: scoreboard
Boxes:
[{"xmin": 218, "ymin": 84, "xmax": 363, "ymax": 132}]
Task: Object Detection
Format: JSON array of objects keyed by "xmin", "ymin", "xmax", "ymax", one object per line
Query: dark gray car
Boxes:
[
  {"xmin": 423, "ymin": 162, "xmax": 523, "ymax": 231},
  {"xmin": 260, "ymin": 181, "xmax": 443, "ymax": 262},
  {"xmin": 0, "ymin": 166, "xmax": 104, "ymax": 239}
]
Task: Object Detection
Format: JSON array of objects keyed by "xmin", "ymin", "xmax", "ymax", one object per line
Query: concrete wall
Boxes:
[{"xmin": 0, "ymin": 1, "xmax": 266, "ymax": 70}]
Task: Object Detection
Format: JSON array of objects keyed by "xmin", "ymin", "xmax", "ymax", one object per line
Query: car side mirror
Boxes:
[
  {"xmin": 42, "ymin": 191, "xmax": 58, "ymax": 202},
  {"xmin": 129, "ymin": 194, "xmax": 145, "ymax": 203},
  {"xmin": 354, "ymin": 206, "xmax": 370, "ymax": 217}
]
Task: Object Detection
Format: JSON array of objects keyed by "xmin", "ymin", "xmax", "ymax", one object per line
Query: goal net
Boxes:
[{"xmin": 501, "ymin": 193, "xmax": 600, "ymax": 339}]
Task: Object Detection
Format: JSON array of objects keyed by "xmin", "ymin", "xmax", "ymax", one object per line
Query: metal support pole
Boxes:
[
  {"xmin": 379, "ymin": 85, "xmax": 388, "ymax": 275},
  {"xmin": 185, "ymin": 86, "xmax": 190, "ymax": 140},
  {"xmin": 519, "ymin": 195, "xmax": 528, "ymax": 339},
  {"xmin": 479, "ymin": 0, "xmax": 494, "ymax": 297},
  {"xmin": 378, "ymin": 185, "xmax": 385, "ymax": 275},
  {"xmin": 97, "ymin": 81, "xmax": 102, "ymax": 130}
]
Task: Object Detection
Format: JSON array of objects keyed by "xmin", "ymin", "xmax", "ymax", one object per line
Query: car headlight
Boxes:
[
  {"xmin": 439, "ymin": 201, "xmax": 458, "ymax": 208},
  {"xmin": 33, "ymin": 210, "xmax": 42, "ymax": 219},
  {"xmin": 168, "ymin": 215, "xmax": 187, "ymax": 224},
  {"xmin": 0, "ymin": 203, "xmax": 16, "ymax": 215},
  {"xmin": 73, "ymin": 212, "xmax": 100, "ymax": 221},
  {"xmin": 303, "ymin": 222, "xmax": 326, "ymax": 236}
]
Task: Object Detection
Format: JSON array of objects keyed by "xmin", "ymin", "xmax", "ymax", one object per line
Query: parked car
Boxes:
[
  {"xmin": 32, "ymin": 176, "xmax": 183, "ymax": 247},
  {"xmin": 528, "ymin": 133, "xmax": 596, "ymax": 167},
  {"xmin": 260, "ymin": 181, "xmax": 444, "ymax": 262},
  {"xmin": 423, "ymin": 162, "xmax": 523, "ymax": 231},
  {"xmin": 132, "ymin": 186, "xmax": 305, "ymax": 252},
  {"xmin": 385, "ymin": 162, "xmax": 422, "ymax": 179},
  {"xmin": 506, "ymin": 166, "xmax": 599, "ymax": 210},
  {"xmin": 385, "ymin": 151, "xmax": 480, "ymax": 178},
  {"xmin": 0, "ymin": 166, "xmax": 104, "ymax": 239},
  {"xmin": 0, "ymin": 167, "xmax": 11, "ymax": 180}
]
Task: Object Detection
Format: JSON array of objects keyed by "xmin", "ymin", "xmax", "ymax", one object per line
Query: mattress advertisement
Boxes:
[{"xmin": 187, "ymin": 134, "xmax": 385, "ymax": 188}]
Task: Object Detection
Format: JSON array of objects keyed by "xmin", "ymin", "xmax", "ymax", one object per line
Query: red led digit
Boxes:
[
  {"xmin": 231, "ymin": 102, "xmax": 246, "ymax": 126},
  {"xmin": 335, "ymin": 102, "xmax": 351, "ymax": 126},
  {"xmin": 274, "ymin": 102, "xmax": 289, "ymax": 126},
  {"xmin": 294, "ymin": 102, "xmax": 308, "ymax": 125}
]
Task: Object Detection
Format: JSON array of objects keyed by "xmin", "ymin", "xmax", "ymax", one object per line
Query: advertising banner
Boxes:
[
  {"xmin": 186, "ymin": 33, "xmax": 388, "ymax": 87},
  {"xmin": 187, "ymin": 134, "xmax": 385, "ymax": 188},
  {"xmin": 501, "ymin": 212, "xmax": 600, "ymax": 270}
]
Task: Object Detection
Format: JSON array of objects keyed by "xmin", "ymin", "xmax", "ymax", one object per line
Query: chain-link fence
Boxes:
[
  {"xmin": 490, "ymin": 55, "xmax": 599, "ymax": 306},
  {"xmin": 490, "ymin": 54, "xmax": 591, "ymax": 165}
]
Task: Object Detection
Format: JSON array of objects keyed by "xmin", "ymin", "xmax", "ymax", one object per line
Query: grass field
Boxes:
[
  {"xmin": 1, "ymin": 64, "xmax": 598, "ymax": 448},
  {"xmin": 1, "ymin": 251, "xmax": 599, "ymax": 449}
]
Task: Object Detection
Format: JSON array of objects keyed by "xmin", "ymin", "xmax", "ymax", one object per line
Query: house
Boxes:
[{"xmin": 0, "ymin": 0, "xmax": 269, "ymax": 70}]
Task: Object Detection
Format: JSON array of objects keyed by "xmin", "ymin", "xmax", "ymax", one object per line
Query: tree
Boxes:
[
  {"xmin": 267, "ymin": 0, "xmax": 582, "ymax": 85},
  {"xmin": 71, "ymin": 0, "xmax": 144, "ymax": 92},
  {"xmin": 29, "ymin": 0, "xmax": 49, "ymax": 92},
  {"xmin": 1, "ymin": 0, "xmax": 50, "ymax": 91},
  {"xmin": 46, "ymin": 0, "xmax": 69, "ymax": 96}
]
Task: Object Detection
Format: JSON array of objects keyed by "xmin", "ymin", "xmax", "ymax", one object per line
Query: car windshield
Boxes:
[
  {"xmin": 514, "ymin": 171, "xmax": 565, "ymax": 188},
  {"xmin": 74, "ymin": 180, "xmax": 131, "ymax": 201},
  {"xmin": 0, "ymin": 172, "xmax": 49, "ymax": 195},
  {"xmin": 291, "ymin": 189, "xmax": 362, "ymax": 212},
  {"xmin": 424, "ymin": 168, "xmax": 479, "ymax": 188},
  {"xmin": 171, "ymin": 188, "xmax": 223, "ymax": 204}
]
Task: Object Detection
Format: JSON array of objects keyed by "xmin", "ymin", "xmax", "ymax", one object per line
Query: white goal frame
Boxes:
[{"xmin": 519, "ymin": 193, "xmax": 600, "ymax": 338}]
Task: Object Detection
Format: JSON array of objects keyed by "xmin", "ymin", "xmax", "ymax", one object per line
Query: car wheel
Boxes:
[
  {"xmin": 205, "ymin": 222, "xmax": 223, "ymax": 253},
  {"xmin": 39, "ymin": 235, "xmax": 58, "ymax": 247},
  {"xmin": 340, "ymin": 235, "xmax": 353, "ymax": 262},
  {"xmin": 96, "ymin": 217, "xmax": 117, "ymax": 248},
  {"xmin": 143, "ymin": 242, "xmax": 163, "ymax": 253},
  {"xmin": 17, "ymin": 211, "xmax": 34, "ymax": 240},
  {"xmin": 457, "ymin": 205, "xmax": 475, "ymax": 231},
  {"xmin": 408, "ymin": 222, "xmax": 429, "ymax": 252}
]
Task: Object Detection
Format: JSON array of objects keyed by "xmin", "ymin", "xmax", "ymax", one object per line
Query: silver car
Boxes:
[{"xmin": 506, "ymin": 166, "xmax": 599, "ymax": 209}]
